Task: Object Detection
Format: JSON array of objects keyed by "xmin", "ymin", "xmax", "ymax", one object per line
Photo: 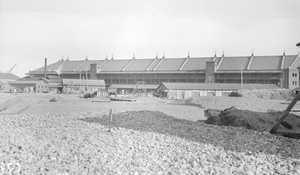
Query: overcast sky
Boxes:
[{"xmin": 0, "ymin": 0, "xmax": 300, "ymax": 77}]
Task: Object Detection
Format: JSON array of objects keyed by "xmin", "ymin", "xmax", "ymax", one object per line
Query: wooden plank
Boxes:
[
  {"xmin": 269, "ymin": 92, "xmax": 300, "ymax": 134},
  {"xmin": 108, "ymin": 109, "xmax": 113, "ymax": 132}
]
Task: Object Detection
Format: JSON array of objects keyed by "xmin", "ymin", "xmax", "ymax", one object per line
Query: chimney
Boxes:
[{"xmin": 44, "ymin": 58, "xmax": 47, "ymax": 78}]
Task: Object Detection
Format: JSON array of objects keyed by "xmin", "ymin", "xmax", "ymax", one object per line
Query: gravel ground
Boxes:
[{"xmin": 0, "ymin": 111, "xmax": 300, "ymax": 174}]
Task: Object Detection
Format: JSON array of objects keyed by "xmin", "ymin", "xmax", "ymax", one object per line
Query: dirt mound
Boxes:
[
  {"xmin": 238, "ymin": 89, "xmax": 294, "ymax": 100},
  {"xmin": 205, "ymin": 107, "xmax": 300, "ymax": 132}
]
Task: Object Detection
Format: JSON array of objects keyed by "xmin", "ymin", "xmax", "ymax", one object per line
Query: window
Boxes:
[
  {"xmin": 292, "ymin": 73, "xmax": 298, "ymax": 77},
  {"xmin": 293, "ymin": 81, "xmax": 298, "ymax": 85}
]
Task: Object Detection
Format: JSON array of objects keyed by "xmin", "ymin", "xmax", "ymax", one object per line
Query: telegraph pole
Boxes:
[
  {"xmin": 85, "ymin": 67, "xmax": 88, "ymax": 91},
  {"xmin": 241, "ymin": 64, "xmax": 244, "ymax": 93}
]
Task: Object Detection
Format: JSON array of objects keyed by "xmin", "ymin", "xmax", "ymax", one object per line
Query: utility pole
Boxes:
[
  {"xmin": 241, "ymin": 64, "xmax": 244, "ymax": 94},
  {"xmin": 85, "ymin": 67, "xmax": 88, "ymax": 91},
  {"xmin": 79, "ymin": 71, "xmax": 82, "ymax": 95}
]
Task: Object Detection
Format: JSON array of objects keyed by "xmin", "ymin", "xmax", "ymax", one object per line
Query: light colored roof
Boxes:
[
  {"xmin": 125, "ymin": 59, "xmax": 154, "ymax": 71},
  {"xmin": 182, "ymin": 57, "xmax": 212, "ymax": 70},
  {"xmin": 108, "ymin": 84, "xmax": 159, "ymax": 89},
  {"xmin": 218, "ymin": 57, "xmax": 250, "ymax": 71},
  {"xmin": 0, "ymin": 73, "xmax": 20, "ymax": 80},
  {"xmin": 250, "ymin": 56, "xmax": 281, "ymax": 70},
  {"xmin": 29, "ymin": 54, "xmax": 298, "ymax": 74},
  {"xmin": 155, "ymin": 58, "xmax": 186, "ymax": 71},
  {"xmin": 102, "ymin": 60, "xmax": 131, "ymax": 72},
  {"xmin": 158, "ymin": 82, "xmax": 279, "ymax": 91},
  {"xmin": 147, "ymin": 59, "xmax": 160, "ymax": 71},
  {"xmin": 10, "ymin": 80, "xmax": 48, "ymax": 85},
  {"xmin": 75, "ymin": 60, "xmax": 105, "ymax": 72},
  {"xmin": 62, "ymin": 79, "xmax": 105, "ymax": 86},
  {"xmin": 61, "ymin": 61, "xmax": 84, "ymax": 71},
  {"xmin": 33, "ymin": 61, "xmax": 64, "ymax": 72},
  {"xmin": 283, "ymin": 55, "xmax": 297, "ymax": 69}
]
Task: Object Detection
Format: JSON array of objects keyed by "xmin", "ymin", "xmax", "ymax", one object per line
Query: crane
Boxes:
[{"xmin": 7, "ymin": 63, "xmax": 17, "ymax": 73}]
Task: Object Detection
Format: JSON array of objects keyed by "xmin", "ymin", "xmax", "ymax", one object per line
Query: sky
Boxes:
[{"xmin": 0, "ymin": 0, "xmax": 300, "ymax": 77}]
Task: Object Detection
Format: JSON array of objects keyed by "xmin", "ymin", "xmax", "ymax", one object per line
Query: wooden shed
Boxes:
[{"xmin": 156, "ymin": 82, "xmax": 279, "ymax": 99}]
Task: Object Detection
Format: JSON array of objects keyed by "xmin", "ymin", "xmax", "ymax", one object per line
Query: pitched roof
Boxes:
[
  {"xmin": 283, "ymin": 55, "xmax": 297, "ymax": 69},
  {"xmin": 147, "ymin": 59, "xmax": 160, "ymax": 71},
  {"xmin": 33, "ymin": 60, "xmax": 65, "ymax": 72},
  {"xmin": 0, "ymin": 73, "xmax": 20, "ymax": 80},
  {"xmin": 249, "ymin": 56, "xmax": 281, "ymax": 70},
  {"xmin": 155, "ymin": 58, "xmax": 186, "ymax": 71},
  {"xmin": 182, "ymin": 57, "xmax": 213, "ymax": 70},
  {"xmin": 75, "ymin": 60, "xmax": 105, "ymax": 72},
  {"xmin": 124, "ymin": 59, "xmax": 154, "ymax": 71},
  {"xmin": 29, "ymin": 54, "xmax": 299, "ymax": 74},
  {"xmin": 158, "ymin": 82, "xmax": 279, "ymax": 91},
  {"xmin": 102, "ymin": 59, "xmax": 132, "ymax": 72},
  {"xmin": 218, "ymin": 57, "xmax": 250, "ymax": 71},
  {"xmin": 61, "ymin": 61, "xmax": 84, "ymax": 71}
]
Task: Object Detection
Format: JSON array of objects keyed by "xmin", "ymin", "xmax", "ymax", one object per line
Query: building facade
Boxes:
[
  {"xmin": 157, "ymin": 82, "xmax": 279, "ymax": 99},
  {"xmin": 29, "ymin": 53, "xmax": 300, "ymax": 89},
  {"xmin": 10, "ymin": 78, "xmax": 49, "ymax": 93}
]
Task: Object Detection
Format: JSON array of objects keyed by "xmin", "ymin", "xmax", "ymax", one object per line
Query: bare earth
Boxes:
[{"xmin": 0, "ymin": 93, "xmax": 300, "ymax": 174}]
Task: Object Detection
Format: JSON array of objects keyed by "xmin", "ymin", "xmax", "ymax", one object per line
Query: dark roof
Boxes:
[
  {"xmin": 0, "ymin": 73, "xmax": 20, "ymax": 80},
  {"xmin": 30, "ymin": 54, "xmax": 299, "ymax": 74},
  {"xmin": 158, "ymin": 82, "xmax": 279, "ymax": 91}
]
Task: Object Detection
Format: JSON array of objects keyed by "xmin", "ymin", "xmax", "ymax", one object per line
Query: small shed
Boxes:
[
  {"xmin": 10, "ymin": 78, "xmax": 49, "ymax": 93},
  {"xmin": 157, "ymin": 82, "xmax": 279, "ymax": 99}
]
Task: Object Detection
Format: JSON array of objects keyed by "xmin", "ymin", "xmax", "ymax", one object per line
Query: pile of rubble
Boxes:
[{"xmin": 0, "ymin": 111, "xmax": 299, "ymax": 174}]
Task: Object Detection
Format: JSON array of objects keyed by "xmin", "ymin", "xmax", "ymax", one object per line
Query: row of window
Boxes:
[
  {"xmin": 216, "ymin": 73, "xmax": 281, "ymax": 78},
  {"xmin": 216, "ymin": 79, "xmax": 280, "ymax": 84},
  {"xmin": 292, "ymin": 81, "xmax": 298, "ymax": 85},
  {"xmin": 37, "ymin": 85, "xmax": 47, "ymax": 89},
  {"xmin": 292, "ymin": 73, "xmax": 298, "ymax": 77},
  {"xmin": 98, "ymin": 73, "xmax": 205, "ymax": 79},
  {"xmin": 43, "ymin": 72, "xmax": 285, "ymax": 79},
  {"xmin": 104, "ymin": 79, "xmax": 205, "ymax": 84}
]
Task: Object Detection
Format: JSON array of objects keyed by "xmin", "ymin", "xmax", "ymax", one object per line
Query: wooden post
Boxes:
[
  {"xmin": 270, "ymin": 91, "xmax": 300, "ymax": 134},
  {"xmin": 108, "ymin": 109, "xmax": 113, "ymax": 132}
]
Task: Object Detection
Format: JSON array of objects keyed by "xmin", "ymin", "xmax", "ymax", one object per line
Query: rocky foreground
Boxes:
[{"xmin": 0, "ymin": 110, "xmax": 300, "ymax": 174}]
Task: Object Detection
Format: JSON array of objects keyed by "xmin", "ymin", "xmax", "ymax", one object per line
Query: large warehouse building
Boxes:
[{"xmin": 28, "ymin": 52, "xmax": 300, "ymax": 89}]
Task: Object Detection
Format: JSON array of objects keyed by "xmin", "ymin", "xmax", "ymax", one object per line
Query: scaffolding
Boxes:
[{"xmin": 132, "ymin": 81, "xmax": 147, "ymax": 97}]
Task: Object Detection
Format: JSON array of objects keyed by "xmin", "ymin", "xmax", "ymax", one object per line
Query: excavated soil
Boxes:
[{"xmin": 204, "ymin": 107, "xmax": 300, "ymax": 133}]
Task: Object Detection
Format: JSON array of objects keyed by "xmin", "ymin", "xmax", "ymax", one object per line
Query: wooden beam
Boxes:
[{"xmin": 270, "ymin": 91, "xmax": 300, "ymax": 134}]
